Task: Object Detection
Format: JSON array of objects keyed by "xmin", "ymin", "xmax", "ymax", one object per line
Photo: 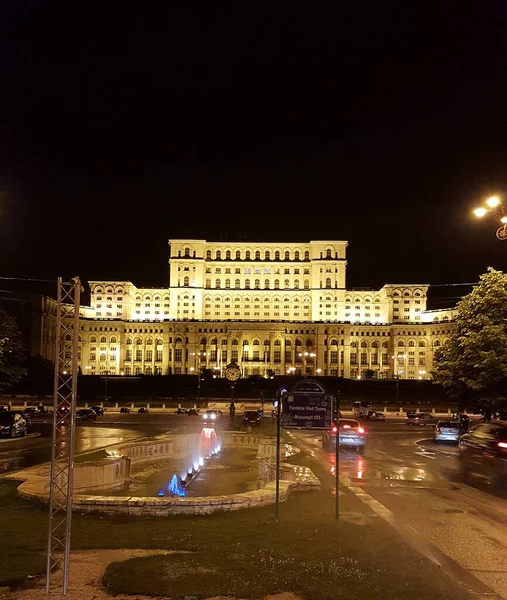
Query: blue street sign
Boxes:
[{"xmin": 281, "ymin": 379, "xmax": 333, "ymax": 430}]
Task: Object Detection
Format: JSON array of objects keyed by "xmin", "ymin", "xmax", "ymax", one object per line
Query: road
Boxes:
[{"xmin": 290, "ymin": 418, "xmax": 507, "ymax": 599}]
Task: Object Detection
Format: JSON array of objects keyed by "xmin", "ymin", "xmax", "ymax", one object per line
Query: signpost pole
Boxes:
[
  {"xmin": 275, "ymin": 391, "xmax": 281, "ymax": 519},
  {"xmin": 335, "ymin": 424, "xmax": 339, "ymax": 519}
]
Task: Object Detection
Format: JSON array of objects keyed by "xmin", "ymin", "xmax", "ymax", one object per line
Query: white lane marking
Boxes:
[
  {"xmin": 414, "ymin": 451, "xmax": 436, "ymax": 460},
  {"xmin": 347, "ymin": 484, "xmax": 394, "ymax": 520},
  {"xmin": 372, "ymin": 448, "xmax": 388, "ymax": 455}
]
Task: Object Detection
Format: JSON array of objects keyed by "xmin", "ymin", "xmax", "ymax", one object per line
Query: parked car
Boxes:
[
  {"xmin": 120, "ymin": 406, "xmax": 130, "ymax": 414},
  {"xmin": 459, "ymin": 421, "xmax": 507, "ymax": 488},
  {"xmin": 11, "ymin": 411, "xmax": 32, "ymax": 433},
  {"xmin": 138, "ymin": 407, "xmax": 149, "ymax": 414},
  {"xmin": 0, "ymin": 411, "xmax": 28, "ymax": 438},
  {"xmin": 23, "ymin": 407, "xmax": 40, "ymax": 418},
  {"xmin": 406, "ymin": 411, "xmax": 432, "ymax": 425},
  {"xmin": 322, "ymin": 418, "xmax": 366, "ymax": 453},
  {"xmin": 76, "ymin": 408, "xmax": 97, "ymax": 421},
  {"xmin": 434, "ymin": 420, "xmax": 461, "ymax": 443},
  {"xmin": 202, "ymin": 409, "xmax": 221, "ymax": 421},
  {"xmin": 243, "ymin": 410, "xmax": 262, "ymax": 426},
  {"xmin": 90, "ymin": 405, "xmax": 104, "ymax": 416},
  {"xmin": 57, "ymin": 406, "xmax": 70, "ymax": 423},
  {"xmin": 353, "ymin": 401, "xmax": 373, "ymax": 419},
  {"xmin": 365, "ymin": 410, "xmax": 385, "ymax": 421}
]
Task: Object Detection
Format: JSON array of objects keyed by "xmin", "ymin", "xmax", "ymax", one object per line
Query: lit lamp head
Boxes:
[
  {"xmin": 473, "ymin": 207, "xmax": 487, "ymax": 217},
  {"xmin": 486, "ymin": 196, "xmax": 500, "ymax": 208}
]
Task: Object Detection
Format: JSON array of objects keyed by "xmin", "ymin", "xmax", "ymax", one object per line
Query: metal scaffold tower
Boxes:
[{"xmin": 46, "ymin": 277, "xmax": 81, "ymax": 595}]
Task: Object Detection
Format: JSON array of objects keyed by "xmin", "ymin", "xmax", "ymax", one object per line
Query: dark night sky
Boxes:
[{"xmin": 1, "ymin": 2, "xmax": 507, "ymax": 305}]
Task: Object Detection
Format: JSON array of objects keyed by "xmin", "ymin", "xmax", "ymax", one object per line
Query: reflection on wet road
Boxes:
[
  {"xmin": 290, "ymin": 420, "xmax": 507, "ymax": 600},
  {"xmin": 0, "ymin": 420, "xmax": 172, "ymax": 473}
]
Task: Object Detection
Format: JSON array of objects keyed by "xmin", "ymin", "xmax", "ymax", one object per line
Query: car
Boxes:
[
  {"xmin": 322, "ymin": 418, "xmax": 366, "ymax": 453},
  {"xmin": 406, "ymin": 411, "xmax": 432, "ymax": 425},
  {"xmin": 90, "ymin": 405, "xmax": 104, "ymax": 416},
  {"xmin": 459, "ymin": 421, "xmax": 507, "ymax": 488},
  {"xmin": 76, "ymin": 408, "xmax": 97, "ymax": 421},
  {"xmin": 0, "ymin": 411, "xmax": 28, "ymax": 438},
  {"xmin": 23, "ymin": 407, "xmax": 40, "ymax": 418},
  {"xmin": 353, "ymin": 401, "xmax": 373, "ymax": 419},
  {"xmin": 202, "ymin": 409, "xmax": 221, "ymax": 422},
  {"xmin": 243, "ymin": 410, "xmax": 262, "ymax": 426},
  {"xmin": 120, "ymin": 406, "xmax": 130, "ymax": 414},
  {"xmin": 365, "ymin": 410, "xmax": 385, "ymax": 421},
  {"xmin": 138, "ymin": 407, "xmax": 149, "ymax": 414},
  {"xmin": 186, "ymin": 407, "xmax": 200, "ymax": 416},
  {"xmin": 11, "ymin": 411, "xmax": 32, "ymax": 433},
  {"xmin": 434, "ymin": 420, "xmax": 461, "ymax": 443},
  {"xmin": 57, "ymin": 406, "xmax": 70, "ymax": 422}
]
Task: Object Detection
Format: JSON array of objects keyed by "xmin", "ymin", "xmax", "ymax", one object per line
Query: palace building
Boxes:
[{"xmin": 77, "ymin": 239, "xmax": 456, "ymax": 380}]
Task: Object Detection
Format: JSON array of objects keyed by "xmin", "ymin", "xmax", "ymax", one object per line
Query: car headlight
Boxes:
[
  {"xmin": 203, "ymin": 414, "xmax": 208, "ymax": 419},
  {"xmin": 211, "ymin": 414, "xmax": 216, "ymax": 420}
]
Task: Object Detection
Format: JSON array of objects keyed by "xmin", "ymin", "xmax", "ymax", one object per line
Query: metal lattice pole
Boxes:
[{"xmin": 46, "ymin": 277, "xmax": 81, "ymax": 595}]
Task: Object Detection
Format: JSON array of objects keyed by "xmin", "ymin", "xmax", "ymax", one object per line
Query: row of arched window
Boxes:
[
  {"xmin": 201, "ymin": 278, "xmax": 311, "ymax": 290},
  {"xmin": 134, "ymin": 294, "xmax": 170, "ymax": 301},
  {"xmin": 93, "ymin": 286, "xmax": 125, "ymax": 294},
  {"xmin": 203, "ymin": 295, "xmax": 311, "ymax": 303},
  {"xmin": 204, "ymin": 249, "xmax": 313, "ymax": 261}
]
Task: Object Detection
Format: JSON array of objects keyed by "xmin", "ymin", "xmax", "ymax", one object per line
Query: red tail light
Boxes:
[
  {"xmin": 498, "ymin": 442, "xmax": 507, "ymax": 449},
  {"xmin": 331, "ymin": 426, "xmax": 337, "ymax": 434},
  {"xmin": 436, "ymin": 427, "xmax": 441, "ymax": 433},
  {"xmin": 358, "ymin": 427, "xmax": 365, "ymax": 434}
]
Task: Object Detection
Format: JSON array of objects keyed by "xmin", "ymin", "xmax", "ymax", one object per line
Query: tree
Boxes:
[
  {"xmin": 432, "ymin": 267, "xmax": 507, "ymax": 416},
  {"xmin": 0, "ymin": 309, "xmax": 26, "ymax": 391}
]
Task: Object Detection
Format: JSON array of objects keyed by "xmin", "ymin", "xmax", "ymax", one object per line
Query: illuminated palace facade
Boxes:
[{"xmin": 77, "ymin": 240, "xmax": 456, "ymax": 380}]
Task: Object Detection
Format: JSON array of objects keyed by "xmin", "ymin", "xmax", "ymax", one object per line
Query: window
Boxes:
[
  {"xmin": 216, "ymin": 250, "xmax": 221, "ymax": 260},
  {"xmin": 135, "ymin": 349, "xmax": 142, "ymax": 361},
  {"xmin": 245, "ymin": 250, "xmax": 251, "ymax": 260},
  {"xmin": 285, "ymin": 250, "xmax": 290, "ymax": 260},
  {"xmin": 255, "ymin": 250, "xmax": 260, "ymax": 260},
  {"xmin": 183, "ymin": 276, "xmax": 189, "ymax": 287},
  {"xmin": 325, "ymin": 278, "xmax": 331, "ymax": 288},
  {"xmin": 175, "ymin": 349, "xmax": 182, "ymax": 362},
  {"xmin": 294, "ymin": 279, "xmax": 299, "ymax": 289},
  {"xmin": 275, "ymin": 250, "xmax": 280, "ymax": 260},
  {"xmin": 265, "ymin": 279, "xmax": 270, "ymax": 289},
  {"xmin": 226, "ymin": 250, "xmax": 231, "ymax": 259},
  {"xmin": 225, "ymin": 279, "xmax": 231, "ymax": 288},
  {"xmin": 215, "ymin": 279, "xmax": 221, "ymax": 288},
  {"xmin": 265, "ymin": 250, "xmax": 270, "ymax": 260}
]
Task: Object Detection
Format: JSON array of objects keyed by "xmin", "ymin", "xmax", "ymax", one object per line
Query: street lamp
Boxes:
[
  {"xmin": 473, "ymin": 195, "xmax": 507, "ymax": 239},
  {"xmin": 192, "ymin": 351, "xmax": 206, "ymax": 407},
  {"xmin": 286, "ymin": 366, "xmax": 296, "ymax": 375},
  {"xmin": 391, "ymin": 353, "xmax": 406, "ymax": 404},
  {"xmin": 418, "ymin": 369, "xmax": 427, "ymax": 380}
]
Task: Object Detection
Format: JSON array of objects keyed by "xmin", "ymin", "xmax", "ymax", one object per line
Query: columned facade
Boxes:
[{"xmin": 78, "ymin": 239, "xmax": 456, "ymax": 380}]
